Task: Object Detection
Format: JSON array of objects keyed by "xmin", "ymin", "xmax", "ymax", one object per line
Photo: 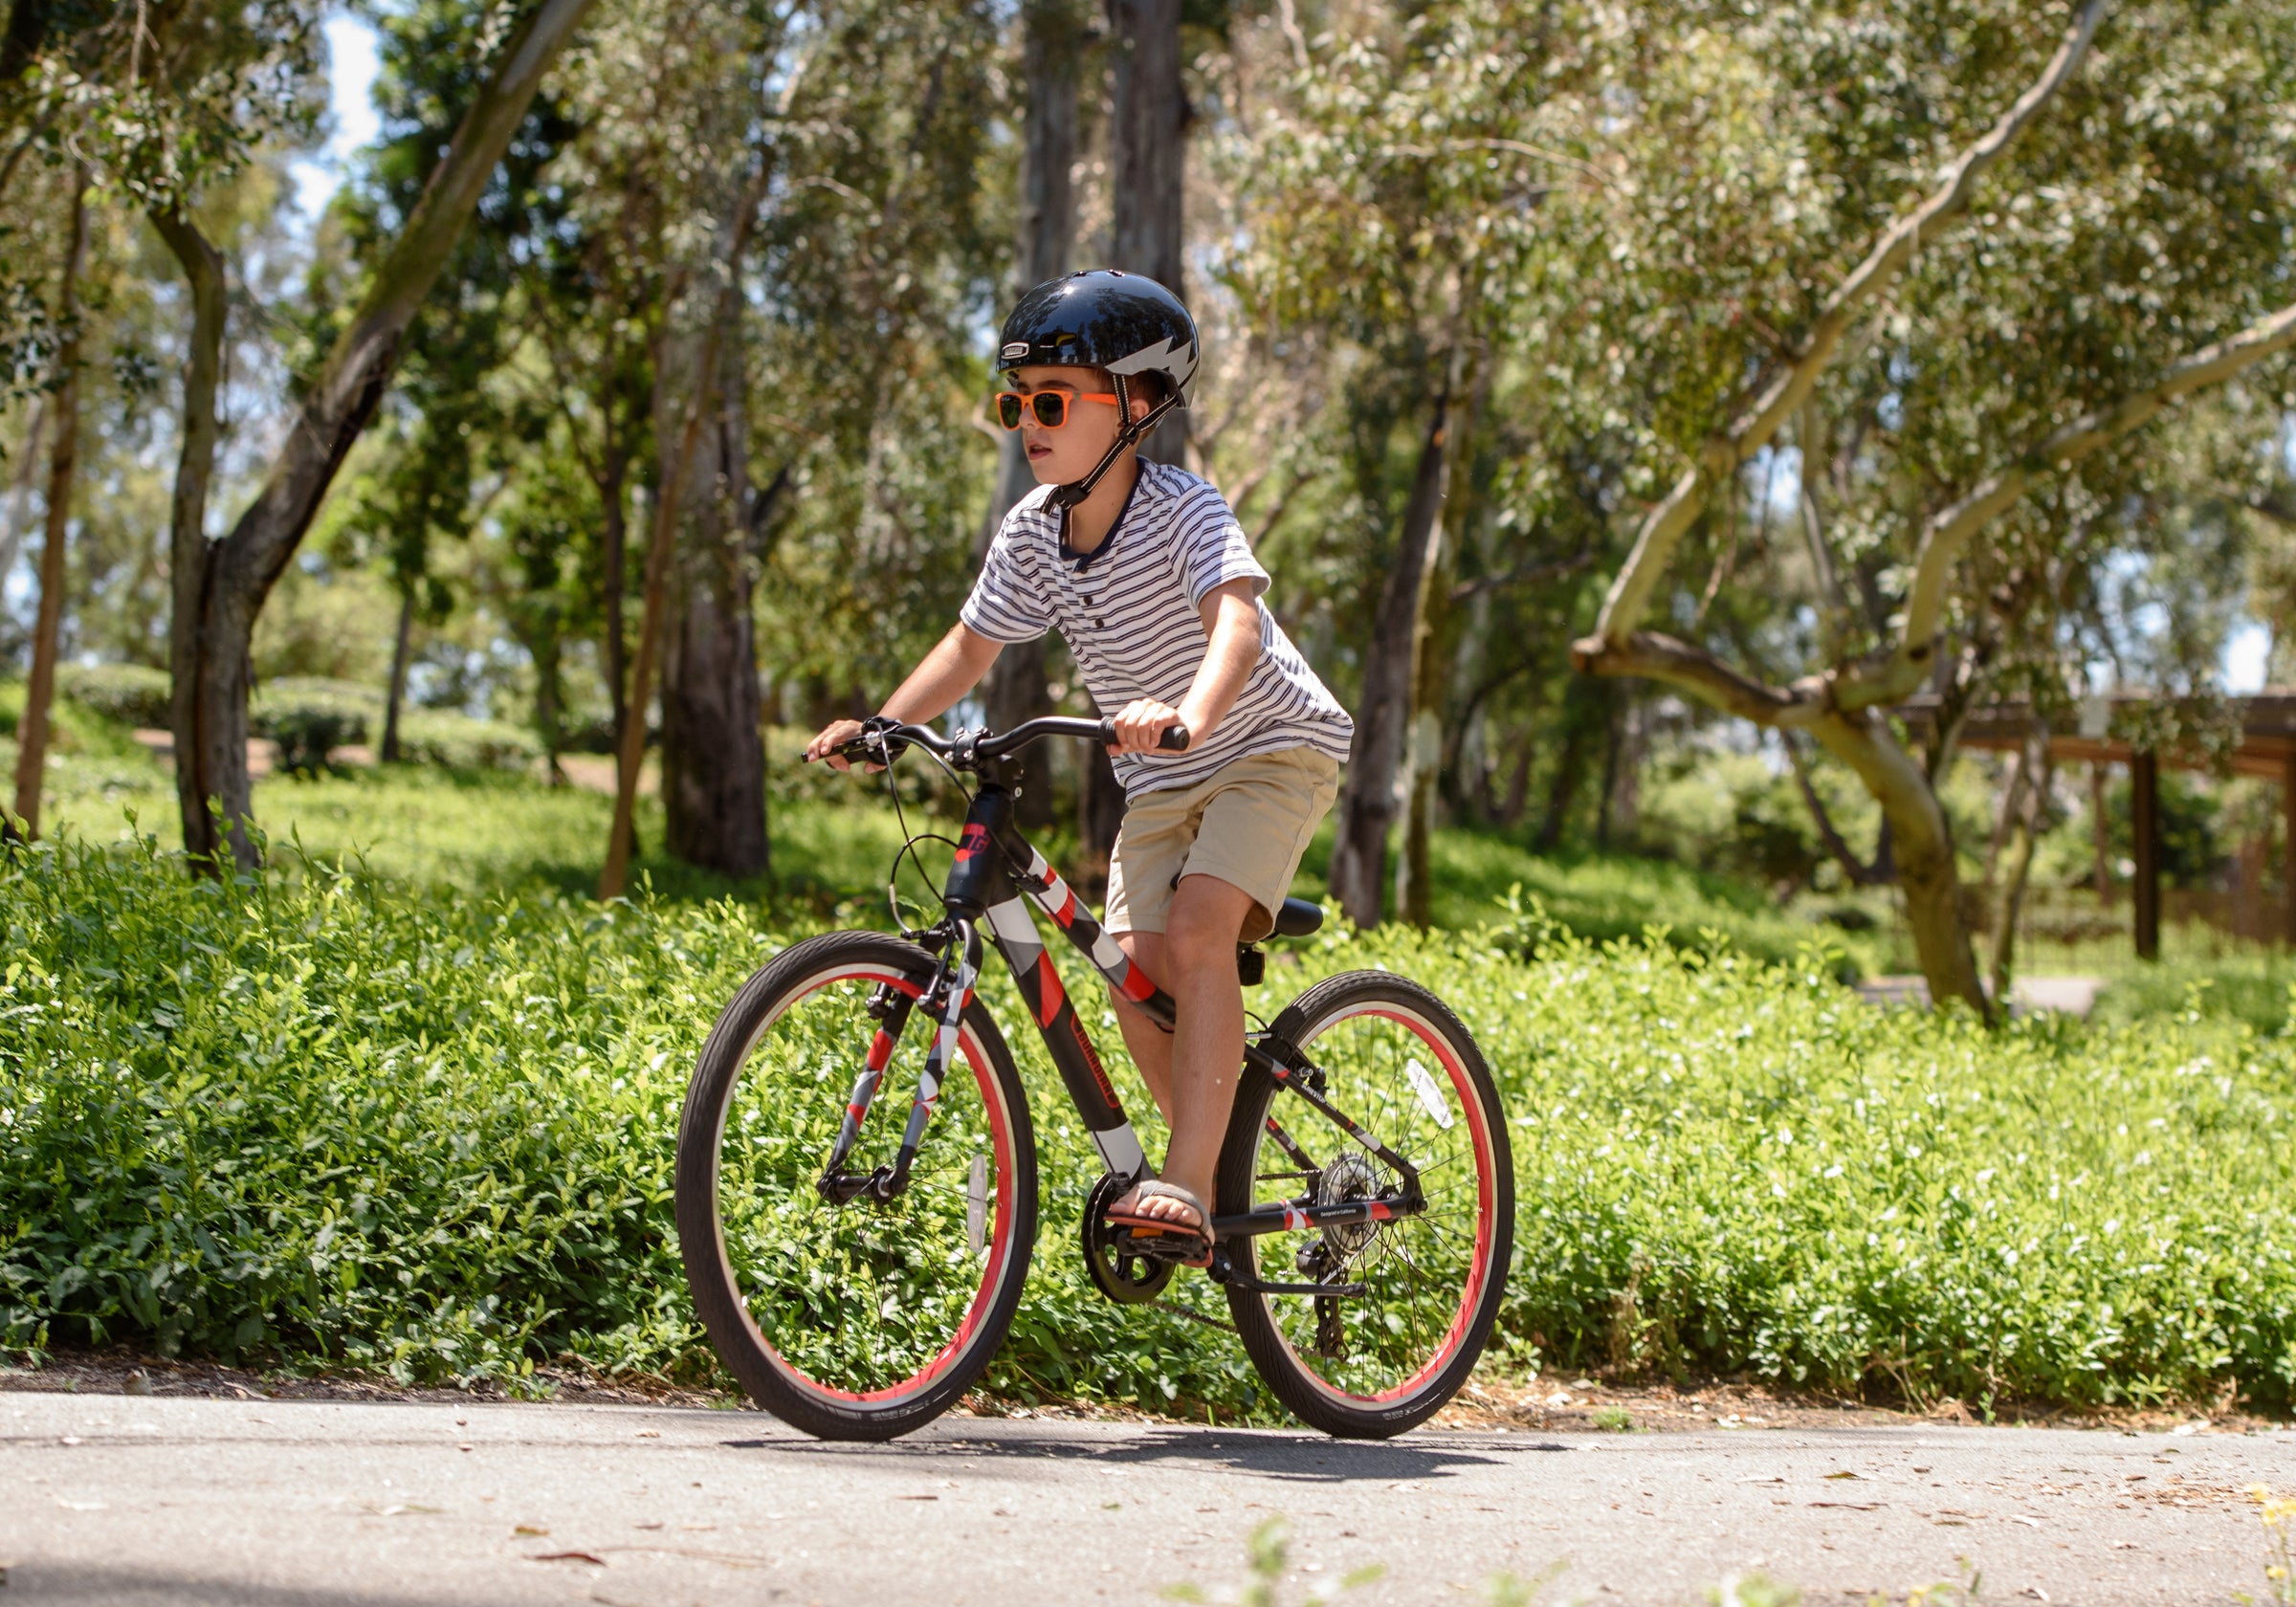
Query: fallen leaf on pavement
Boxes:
[{"xmin": 530, "ymin": 1551, "xmax": 607, "ymax": 1566}]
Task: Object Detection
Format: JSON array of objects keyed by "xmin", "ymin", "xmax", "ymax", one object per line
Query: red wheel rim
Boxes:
[
  {"xmin": 709, "ymin": 962, "xmax": 1020, "ymax": 1409},
  {"xmin": 1262, "ymin": 1001, "xmax": 1497, "ymax": 1407}
]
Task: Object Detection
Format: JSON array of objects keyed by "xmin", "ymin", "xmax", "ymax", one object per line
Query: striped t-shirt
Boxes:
[{"xmin": 960, "ymin": 461, "xmax": 1355, "ymax": 797}]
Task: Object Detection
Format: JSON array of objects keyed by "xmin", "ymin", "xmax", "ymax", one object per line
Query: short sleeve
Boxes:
[
  {"xmin": 1170, "ymin": 482, "xmax": 1269, "ymax": 605},
  {"xmin": 960, "ymin": 517, "xmax": 1052, "ymax": 645}
]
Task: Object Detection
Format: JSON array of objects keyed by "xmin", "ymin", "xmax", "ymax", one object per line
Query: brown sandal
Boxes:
[{"xmin": 1103, "ymin": 1178, "xmax": 1213, "ymax": 1268}]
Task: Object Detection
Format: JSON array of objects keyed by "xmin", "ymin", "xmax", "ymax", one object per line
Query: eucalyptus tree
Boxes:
[
  {"xmin": 0, "ymin": 0, "xmax": 319, "ymax": 838},
  {"xmin": 172, "ymin": 0, "xmax": 602, "ymax": 867},
  {"xmin": 1565, "ymin": 0, "xmax": 2296, "ymax": 1009},
  {"xmin": 1229, "ymin": 0, "xmax": 1559, "ymax": 925},
  {"xmin": 595, "ymin": 0, "xmax": 1004, "ymax": 892}
]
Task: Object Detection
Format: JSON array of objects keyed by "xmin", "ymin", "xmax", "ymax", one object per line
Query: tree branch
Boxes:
[
  {"xmin": 1591, "ymin": 0, "xmax": 2108, "ymax": 649},
  {"xmin": 1835, "ymin": 295, "xmax": 2296, "ymax": 712},
  {"xmin": 1452, "ymin": 545, "xmax": 1592, "ymax": 603},
  {"xmin": 1571, "ymin": 628, "xmax": 1827, "ymax": 728}
]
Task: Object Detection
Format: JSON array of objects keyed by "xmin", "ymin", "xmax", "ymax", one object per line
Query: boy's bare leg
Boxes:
[{"xmin": 1107, "ymin": 873, "xmax": 1256, "ymax": 1229}]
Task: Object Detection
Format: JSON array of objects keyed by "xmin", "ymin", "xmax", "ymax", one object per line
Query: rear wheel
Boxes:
[
  {"xmin": 1218, "ymin": 971, "xmax": 1512, "ymax": 1438},
  {"xmin": 675, "ymin": 930, "xmax": 1036, "ymax": 1441}
]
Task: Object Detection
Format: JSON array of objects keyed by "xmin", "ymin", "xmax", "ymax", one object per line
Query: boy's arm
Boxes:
[
  {"xmin": 806, "ymin": 623, "xmax": 1004, "ymax": 769},
  {"xmin": 1108, "ymin": 579, "xmax": 1263, "ymax": 754}
]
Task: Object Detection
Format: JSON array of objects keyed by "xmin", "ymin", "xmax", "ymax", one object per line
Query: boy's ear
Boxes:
[{"xmin": 1127, "ymin": 388, "xmax": 1154, "ymax": 425}]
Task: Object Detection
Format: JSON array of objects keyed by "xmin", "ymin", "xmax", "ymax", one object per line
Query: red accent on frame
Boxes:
[
  {"xmin": 1119, "ymin": 965, "xmax": 1156, "ymax": 1003},
  {"xmin": 1051, "ymin": 885, "xmax": 1077, "ymax": 926},
  {"xmin": 847, "ymin": 1102, "xmax": 867, "ymax": 1124},
  {"xmin": 954, "ymin": 823, "xmax": 989, "ymax": 864},
  {"xmin": 865, "ymin": 1028, "xmax": 895, "ymax": 1072},
  {"xmin": 1034, "ymin": 954, "xmax": 1065, "ymax": 1028}
]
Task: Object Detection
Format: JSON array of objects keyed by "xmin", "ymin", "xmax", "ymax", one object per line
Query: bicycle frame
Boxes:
[{"xmin": 819, "ymin": 763, "xmax": 1425, "ymax": 1265}]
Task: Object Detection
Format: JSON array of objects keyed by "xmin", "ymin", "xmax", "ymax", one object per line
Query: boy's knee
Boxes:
[{"xmin": 1161, "ymin": 916, "xmax": 1234, "ymax": 980}]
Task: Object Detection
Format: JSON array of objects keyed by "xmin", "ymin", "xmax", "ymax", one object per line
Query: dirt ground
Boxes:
[{"xmin": 6, "ymin": 1345, "xmax": 2280, "ymax": 1441}]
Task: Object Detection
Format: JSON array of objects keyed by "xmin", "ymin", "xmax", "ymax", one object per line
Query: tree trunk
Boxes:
[
  {"xmin": 0, "ymin": 398, "xmax": 45, "ymax": 587},
  {"xmin": 658, "ymin": 314, "xmax": 767, "ymax": 880},
  {"xmin": 1989, "ymin": 723, "xmax": 2051, "ymax": 1004},
  {"xmin": 600, "ymin": 433, "xmax": 631, "ymax": 759},
  {"xmin": 1809, "ymin": 708, "xmax": 1987, "ymax": 1014},
  {"xmin": 1535, "ymin": 680, "xmax": 1601, "ymax": 849},
  {"xmin": 1073, "ymin": 0, "xmax": 1188, "ymax": 871},
  {"xmin": 381, "ymin": 583, "xmax": 414, "ymax": 763},
  {"xmin": 1497, "ymin": 727, "xmax": 1534, "ymax": 827},
  {"xmin": 532, "ymin": 617, "xmax": 565, "ymax": 785},
  {"xmin": 599, "ymin": 394, "xmax": 710, "ymax": 899},
  {"xmin": 11, "ymin": 172, "xmax": 83, "ymax": 840},
  {"xmin": 179, "ymin": 0, "xmax": 601, "ymax": 867},
  {"xmin": 1330, "ymin": 390, "xmax": 1450, "ymax": 925},
  {"xmin": 977, "ymin": 0, "xmax": 1085, "ymax": 829},
  {"xmin": 1397, "ymin": 354, "xmax": 1485, "ymax": 925},
  {"xmin": 606, "ymin": 119, "xmax": 772, "ymax": 898},
  {"xmin": 1107, "ymin": 0, "xmax": 1186, "ymax": 466}
]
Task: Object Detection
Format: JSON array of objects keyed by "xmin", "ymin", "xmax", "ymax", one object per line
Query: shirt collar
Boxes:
[{"xmin": 1058, "ymin": 462, "xmax": 1148, "ymax": 572}]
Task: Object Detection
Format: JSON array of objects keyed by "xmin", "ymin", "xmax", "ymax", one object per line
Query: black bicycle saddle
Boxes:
[{"xmin": 1271, "ymin": 896, "xmax": 1325, "ymax": 937}]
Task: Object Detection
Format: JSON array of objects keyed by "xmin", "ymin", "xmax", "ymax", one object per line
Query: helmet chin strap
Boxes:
[{"xmin": 1049, "ymin": 374, "xmax": 1184, "ymax": 511}]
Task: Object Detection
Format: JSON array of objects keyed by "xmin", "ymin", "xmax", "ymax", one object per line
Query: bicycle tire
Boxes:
[
  {"xmin": 1217, "ymin": 970, "xmax": 1512, "ymax": 1438},
  {"xmin": 675, "ymin": 930, "xmax": 1037, "ymax": 1441}
]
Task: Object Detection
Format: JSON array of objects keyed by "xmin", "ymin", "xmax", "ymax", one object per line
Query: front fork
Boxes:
[{"xmin": 816, "ymin": 923, "xmax": 981, "ymax": 1205}]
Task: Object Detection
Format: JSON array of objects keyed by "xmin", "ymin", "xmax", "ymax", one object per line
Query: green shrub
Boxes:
[
  {"xmin": 58, "ymin": 664, "xmax": 172, "ymax": 728},
  {"xmin": 395, "ymin": 712, "xmax": 541, "ymax": 771},
  {"xmin": 251, "ymin": 678, "xmax": 378, "ymax": 775},
  {"xmin": 4, "ymin": 834, "xmax": 2292, "ymax": 1415}
]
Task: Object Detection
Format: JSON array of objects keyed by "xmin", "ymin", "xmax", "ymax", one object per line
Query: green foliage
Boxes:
[
  {"xmin": 5, "ymin": 831, "xmax": 2294, "ymax": 1418},
  {"xmin": 56, "ymin": 663, "xmax": 172, "ymax": 729},
  {"xmin": 392, "ymin": 712, "xmax": 541, "ymax": 772},
  {"xmin": 241, "ymin": 679, "xmax": 540, "ymax": 776},
  {"xmin": 249, "ymin": 678, "xmax": 378, "ymax": 774},
  {"xmin": 1707, "ymin": 1576, "xmax": 1801, "ymax": 1607}
]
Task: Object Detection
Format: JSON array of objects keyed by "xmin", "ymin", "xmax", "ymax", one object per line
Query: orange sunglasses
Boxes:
[{"xmin": 993, "ymin": 389, "xmax": 1120, "ymax": 430}]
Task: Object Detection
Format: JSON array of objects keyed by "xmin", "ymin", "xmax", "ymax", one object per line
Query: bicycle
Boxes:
[{"xmin": 673, "ymin": 715, "xmax": 1513, "ymax": 1442}]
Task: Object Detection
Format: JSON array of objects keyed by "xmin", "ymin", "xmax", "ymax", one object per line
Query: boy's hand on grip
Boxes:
[
  {"xmin": 805, "ymin": 717, "xmax": 876, "ymax": 772},
  {"xmin": 1107, "ymin": 699, "xmax": 1188, "ymax": 756}
]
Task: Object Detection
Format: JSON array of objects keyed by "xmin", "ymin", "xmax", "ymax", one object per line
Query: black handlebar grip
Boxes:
[{"xmin": 1093, "ymin": 720, "xmax": 1193, "ymax": 752}]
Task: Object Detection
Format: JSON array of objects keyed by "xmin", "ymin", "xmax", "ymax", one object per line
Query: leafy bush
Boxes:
[
  {"xmin": 58, "ymin": 664, "xmax": 172, "ymax": 729},
  {"xmin": 395, "ymin": 712, "xmax": 541, "ymax": 772},
  {"xmin": 4, "ymin": 835, "xmax": 2292, "ymax": 1415},
  {"xmin": 251, "ymin": 678, "xmax": 378, "ymax": 775}
]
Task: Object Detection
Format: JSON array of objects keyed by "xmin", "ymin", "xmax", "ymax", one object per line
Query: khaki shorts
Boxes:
[{"xmin": 1103, "ymin": 747, "xmax": 1341, "ymax": 942}]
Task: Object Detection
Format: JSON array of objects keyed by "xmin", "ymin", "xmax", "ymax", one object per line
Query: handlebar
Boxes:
[{"xmin": 811, "ymin": 715, "xmax": 1191, "ymax": 769}]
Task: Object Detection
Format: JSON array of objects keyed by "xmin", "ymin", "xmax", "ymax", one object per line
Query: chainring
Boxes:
[{"xmin": 1082, "ymin": 1171, "xmax": 1177, "ymax": 1306}]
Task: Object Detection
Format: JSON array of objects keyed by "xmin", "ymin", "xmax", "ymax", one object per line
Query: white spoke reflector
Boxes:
[
  {"xmin": 1405, "ymin": 1059, "xmax": 1454, "ymax": 1130},
  {"xmin": 967, "ymin": 1153, "xmax": 988, "ymax": 1257}
]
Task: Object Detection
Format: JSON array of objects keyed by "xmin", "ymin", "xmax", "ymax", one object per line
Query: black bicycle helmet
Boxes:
[{"xmin": 998, "ymin": 270, "xmax": 1200, "ymax": 507}]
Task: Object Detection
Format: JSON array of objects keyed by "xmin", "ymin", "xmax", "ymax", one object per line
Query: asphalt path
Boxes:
[{"xmin": 4, "ymin": 1391, "xmax": 2291, "ymax": 1605}]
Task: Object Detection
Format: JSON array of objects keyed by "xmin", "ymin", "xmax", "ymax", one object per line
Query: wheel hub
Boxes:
[{"xmin": 1315, "ymin": 1153, "xmax": 1380, "ymax": 1258}]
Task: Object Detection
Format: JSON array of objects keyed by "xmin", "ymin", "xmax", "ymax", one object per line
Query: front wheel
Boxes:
[
  {"xmin": 1218, "ymin": 971, "xmax": 1513, "ymax": 1438},
  {"xmin": 675, "ymin": 930, "xmax": 1037, "ymax": 1441}
]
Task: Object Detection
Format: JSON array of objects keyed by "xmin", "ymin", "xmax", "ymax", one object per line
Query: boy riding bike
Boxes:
[{"xmin": 806, "ymin": 270, "xmax": 1354, "ymax": 1267}]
